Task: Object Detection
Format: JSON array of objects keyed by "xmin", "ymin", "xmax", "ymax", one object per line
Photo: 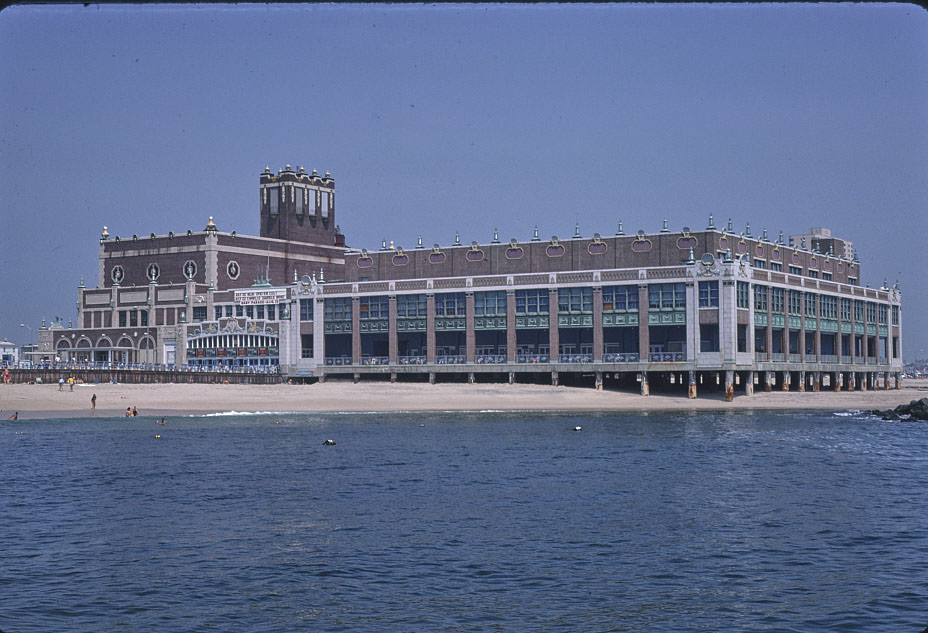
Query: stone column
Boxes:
[
  {"xmin": 506, "ymin": 290, "xmax": 516, "ymax": 364},
  {"xmin": 688, "ymin": 370, "xmax": 698, "ymax": 399},
  {"xmin": 765, "ymin": 370, "xmax": 774, "ymax": 392},
  {"xmin": 465, "ymin": 292, "xmax": 476, "ymax": 364},
  {"xmin": 638, "ymin": 284, "xmax": 650, "ymax": 361},
  {"xmin": 426, "ymin": 294, "xmax": 436, "ymax": 364},
  {"xmin": 725, "ymin": 370, "xmax": 734, "ymax": 402},
  {"xmin": 594, "ymin": 370, "xmax": 603, "ymax": 391},
  {"xmin": 835, "ymin": 372, "xmax": 842, "ymax": 392},
  {"xmin": 766, "ymin": 287, "xmax": 773, "ymax": 359},
  {"xmin": 813, "ymin": 371, "xmax": 821, "ymax": 392},
  {"xmin": 782, "ymin": 371, "xmax": 790, "ymax": 391},
  {"xmin": 388, "ymin": 296, "xmax": 398, "ymax": 365},
  {"xmin": 814, "ymin": 293, "xmax": 821, "ymax": 361},
  {"xmin": 799, "ymin": 370, "xmax": 806, "ymax": 393},
  {"xmin": 551, "ymin": 370, "xmax": 558, "ymax": 387},
  {"xmin": 548, "ymin": 288, "xmax": 559, "ymax": 363},
  {"xmin": 592, "ymin": 287, "xmax": 603, "ymax": 362},
  {"xmin": 860, "ymin": 372, "xmax": 868, "ymax": 391},
  {"xmin": 351, "ymin": 297, "xmax": 361, "ymax": 365},
  {"xmin": 848, "ymin": 372, "xmax": 856, "ymax": 391},
  {"xmin": 639, "ymin": 371, "xmax": 649, "ymax": 396},
  {"xmin": 745, "ymin": 371, "xmax": 754, "ymax": 396}
]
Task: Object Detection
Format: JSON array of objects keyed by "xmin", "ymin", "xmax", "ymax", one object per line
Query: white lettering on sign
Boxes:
[{"xmin": 235, "ymin": 289, "xmax": 288, "ymax": 305}]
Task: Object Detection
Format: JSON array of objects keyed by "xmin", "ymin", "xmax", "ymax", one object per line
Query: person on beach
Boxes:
[
  {"xmin": 58, "ymin": 377, "xmax": 64, "ymax": 391},
  {"xmin": 9, "ymin": 412, "xmax": 18, "ymax": 420},
  {"xmin": 125, "ymin": 407, "xmax": 132, "ymax": 417},
  {"xmin": 68, "ymin": 377, "xmax": 74, "ymax": 391},
  {"xmin": 132, "ymin": 406, "xmax": 139, "ymax": 417},
  {"xmin": 91, "ymin": 393, "xmax": 96, "ymax": 412}
]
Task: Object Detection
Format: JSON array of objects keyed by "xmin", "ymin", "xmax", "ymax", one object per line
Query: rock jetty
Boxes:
[{"xmin": 873, "ymin": 398, "xmax": 928, "ymax": 421}]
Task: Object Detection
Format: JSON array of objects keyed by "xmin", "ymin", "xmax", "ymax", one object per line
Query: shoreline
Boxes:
[{"xmin": 2, "ymin": 381, "xmax": 926, "ymax": 420}]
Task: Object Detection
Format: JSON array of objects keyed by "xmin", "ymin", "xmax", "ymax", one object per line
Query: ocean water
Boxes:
[{"xmin": 1, "ymin": 410, "xmax": 926, "ymax": 633}]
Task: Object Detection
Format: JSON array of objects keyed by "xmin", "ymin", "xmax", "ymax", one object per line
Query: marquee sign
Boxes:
[{"xmin": 234, "ymin": 288, "xmax": 287, "ymax": 306}]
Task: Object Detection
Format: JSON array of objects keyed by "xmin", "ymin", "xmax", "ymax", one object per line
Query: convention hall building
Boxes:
[{"xmin": 37, "ymin": 163, "xmax": 903, "ymax": 396}]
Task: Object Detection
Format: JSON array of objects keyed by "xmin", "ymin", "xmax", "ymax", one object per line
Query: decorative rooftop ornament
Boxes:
[
  {"xmin": 417, "ymin": 235, "xmax": 423, "ymax": 249},
  {"xmin": 687, "ymin": 247, "xmax": 696, "ymax": 264},
  {"xmin": 454, "ymin": 231, "xmax": 461, "ymax": 246},
  {"xmin": 801, "ymin": 236, "xmax": 807, "ymax": 250},
  {"xmin": 616, "ymin": 220, "xmax": 624, "ymax": 236},
  {"xmin": 574, "ymin": 222, "xmax": 581, "ymax": 238},
  {"xmin": 745, "ymin": 223, "xmax": 752, "ymax": 237},
  {"xmin": 532, "ymin": 225, "xmax": 540, "ymax": 241},
  {"xmin": 726, "ymin": 218, "xmax": 733, "ymax": 233},
  {"xmin": 493, "ymin": 228, "xmax": 500, "ymax": 243},
  {"xmin": 762, "ymin": 228, "xmax": 768, "ymax": 241},
  {"xmin": 777, "ymin": 230, "xmax": 783, "ymax": 245},
  {"xmin": 661, "ymin": 218, "xmax": 669, "ymax": 233},
  {"xmin": 205, "ymin": 216, "xmax": 217, "ymax": 232},
  {"xmin": 101, "ymin": 226, "xmax": 109, "ymax": 240},
  {"xmin": 707, "ymin": 214, "xmax": 715, "ymax": 230},
  {"xmin": 381, "ymin": 239, "xmax": 388, "ymax": 250}
]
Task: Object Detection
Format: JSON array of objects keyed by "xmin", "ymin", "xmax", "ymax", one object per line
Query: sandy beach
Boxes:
[{"xmin": 1, "ymin": 379, "xmax": 925, "ymax": 420}]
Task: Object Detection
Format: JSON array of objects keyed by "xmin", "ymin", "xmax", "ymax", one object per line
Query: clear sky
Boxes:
[{"xmin": 1, "ymin": 3, "xmax": 926, "ymax": 360}]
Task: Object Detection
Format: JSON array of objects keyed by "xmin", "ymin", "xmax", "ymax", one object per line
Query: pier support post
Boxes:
[
  {"xmin": 390, "ymin": 372, "xmax": 397, "ymax": 383},
  {"xmin": 813, "ymin": 371, "xmax": 821, "ymax": 392},
  {"xmin": 848, "ymin": 373, "xmax": 856, "ymax": 391},
  {"xmin": 745, "ymin": 371, "xmax": 754, "ymax": 396},
  {"xmin": 640, "ymin": 371, "xmax": 649, "ymax": 396},
  {"xmin": 896, "ymin": 372, "xmax": 902, "ymax": 389},
  {"xmin": 688, "ymin": 370, "xmax": 697, "ymax": 399},
  {"xmin": 594, "ymin": 371, "xmax": 603, "ymax": 391},
  {"xmin": 861, "ymin": 373, "xmax": 868, "ymax": 391},
  {"xmin": 468, "ymin": 372, "xmax": 475, "ymax": 384},
  {"xmin": 725, "ymin": 370, "xmax": 734, "ymax": 402},
  {"xmin": 782, "ymin": 371, "xmax": 790, "ymax": 391},
  {"xmin": 509, "ymin": 371, "xmax": 515, "ymax": 385},
  {"xmin": 551, "ymin": 370, "xmax": 558, "ymax": 387},
  {"xmin": 834, "ymin": 372, "xmax": 842, "ymax": 392},
  {"xmin": 353, "ymin": 372, "xmax": 360, "ymax": 384},
  {"xmin": 429, "ymin": 371, "xmax": 436, "ymax": 385},
  {"xmin": 798, "ymin": 370, "xmax": 806, "ymax": 393},
  {"xmin": 765, "ymin": 371, "xmax": 774, "ymax": 392}
]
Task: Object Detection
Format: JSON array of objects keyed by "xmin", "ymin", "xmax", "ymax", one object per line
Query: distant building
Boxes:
[
  {"xmin": 789, "ymin": 227, "xmax": 854, "ymax": 262},
  {"xmin": 0, "ymin": 340, "xmax": 18, "ymax": 364},
  {"xmin": 36, "ymin": 163, "xmax": 903, "ymax": 395}
]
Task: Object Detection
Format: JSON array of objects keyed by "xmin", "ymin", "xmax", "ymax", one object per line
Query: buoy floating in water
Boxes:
[
  {"xmin": 322, "ymin": 439, "xmax": 336, "ymax": 446},
  {"xmin": 573, "ymin": 426, "xmax": 582, "ymax": 432},
  {"xmin": 155, "ymin": 435, "xmax": 161, "ymax": 439}
]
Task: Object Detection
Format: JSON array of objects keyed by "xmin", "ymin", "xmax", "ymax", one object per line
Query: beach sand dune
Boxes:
[{"xmin": 1, "ymin": 380, "xmax": 925, "ymax": 420}]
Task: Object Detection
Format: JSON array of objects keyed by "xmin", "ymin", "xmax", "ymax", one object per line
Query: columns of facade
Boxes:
[
  {"xmin": 745, "ymin": 370, "xmax": 754, "ymax": 396},
  {"xmin": 388, "ymin": 296, "xmax": 398, "ymax": 365},
  {"xmin": 351, "ymin": 297, "xmax": 361, "ymax": 365},
  {"xmin": 313, "ymin": 296, "xmax": 325, "ymax": 369},
  {"xmin": 426, "ymin": 294, "xmax": 436, "ymax": 364},
  {"xmin": 765, "ymin": 370, "xmax": 774, "ymax": 392},
  {"xmin": 594, "ymin": 370, "xmax": 603, "ymax": 390},
  {"xmin": 782, "ymin": 370, "xmax": 790, "ymax": 391},
  {"xmin": 834, "ymin": 371, "xmax": 842, "ymax": 392},
  {"xmin": 798, "ymin": 370, "xmax": 806, "ymax": 393},
  {"xmin": 592, "ymin": 287, "xmax": 603, "ymax": 362},
  {"xmin": 465, "ymin": 292, "xmax": 476, "ymax": 363},
  {"xmin": 725, "ymin": 370, "xmax": 734, "ymax": 402},
  {"xmin": 813, "ymin": 371, "xmax": 821, "ymax": 392},
  {"xmin": 506, "ymin": 290, "xmax": 516, "ymax": 364},
  {"xmin": 836, "ymin": 298, "xmax": 844, "ymax": 359},
  {"xmin": 548, "ymin": 288, "xmax": 559, "ymax": 363},
  {"xmin": 638, "ymin": 284, "xmax": 649, "ymax": 362},
  {"xmin": 640, "ymin": 371, "xmax": 649, "ymax": 396},
  {"xmin": 765, "ymin": 286, "xmax": 773, "ymax": 359},
  {"xmin": 689, "ymin": 370, "xmax": 697, "ymax": 399},
  {"xmin": 848, "ymin": 372, "xmax": 856, "ymax": 391},
  {"xmin": 799, "ymin": 295, "xmax": 807, "ymax": 362},
  {"xmin": 849, "ymin": 300, "xmax": 857, "ymax": 364}
]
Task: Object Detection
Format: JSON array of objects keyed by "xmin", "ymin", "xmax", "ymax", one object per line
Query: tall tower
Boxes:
[{"xmin": 259, "ymin": 164, "xmax": 344, "ymax": 246}]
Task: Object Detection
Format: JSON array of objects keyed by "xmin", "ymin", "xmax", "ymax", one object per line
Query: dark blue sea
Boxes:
[{"xmin": 1, "ymin": 410, "xmax": 926, "ymax": 633}]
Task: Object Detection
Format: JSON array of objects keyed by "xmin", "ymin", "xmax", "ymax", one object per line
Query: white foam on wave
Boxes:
[{"xmin": 193, "ymin": 410, "xmax": 298, "ymax": 417}]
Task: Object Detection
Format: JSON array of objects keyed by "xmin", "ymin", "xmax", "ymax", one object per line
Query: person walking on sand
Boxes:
[
  {"xmin": 68, "ymin": 377, "xmax": 74, "ymax": 392},
  {"xmin": 58, "ymin": 377, "xmax": 64, "ymax": 391},
  {"xmin": 91, "ymin": 393, "xmax": 96, "ymax": 412}
]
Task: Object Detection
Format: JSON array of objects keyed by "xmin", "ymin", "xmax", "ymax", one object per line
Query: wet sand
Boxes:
[{"xmin": 1, "ymin": 380, "xmax": 925, "ymax": 420}]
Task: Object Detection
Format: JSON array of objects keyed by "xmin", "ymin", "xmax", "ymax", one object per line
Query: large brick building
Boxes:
[{"xmin": 38, "ymin": 163, "xmax": 903, "ymax": 395}]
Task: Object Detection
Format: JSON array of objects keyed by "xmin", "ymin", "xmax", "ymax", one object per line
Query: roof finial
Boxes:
[
  {"xmin": 661, "ymin": 218, "xmax": 669, "ymax": 233},
  {"xmin": 574, "ymin": 222, "xmax": 581, "ymax": 238},
  {"xmin": 707, "ymin": 214, "xmax": 715, "ymax": 230},
  {"xmin": 686, "ymin": 247, "xmax": 695, "ymax": 265},
  {"xmin": 532, "ymin": 225, "xmax": 540, "ymax": 241},
  {"xmin": 762, "ymin": 227, "xmax": 768, "ymax": 241},
  {"xmin": 745, "ymin": 223, "xmax": 751, "ymax": 237},
  {"xmin": 417, "ymin": 235, "xmax": 423, "ymax": 248},
  {"xmin": 616, "ymin": 220, "xmax": 624, "ymax": 236},
  {"xmin": 493, "ymin": 228, "xmax": 500, "ymax": 243},
  {"xmin": 454, "ymin": 231, "xmax": 461, "ymax": 246},
  {"xmin": 726, "ymin": 218, "xmax": 733, "ymax": 233}
]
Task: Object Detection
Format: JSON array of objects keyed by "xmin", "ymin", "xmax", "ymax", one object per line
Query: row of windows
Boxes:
[
  {"xmin": 754, "ymin": 287, "xmax": 889, "ymax": 322},
  {"xmin": 188, "ymin": 334, "xmax": 277, "ymax": 349},
  {"xmin": 310, "ymin": 287, "xmax": 895, "ymax": 323},
  {"xmin": 118, "ymin": 309, "xmax": 149, "ymax": 328},
  {"xmin": 195, "ymin": 304, "xmax": 288, "ymax": 322}
]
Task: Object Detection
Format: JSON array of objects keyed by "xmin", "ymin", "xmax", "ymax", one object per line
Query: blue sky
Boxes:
[{"xmin": 1, "ymin": 3, "xmax": 926, "ymax": 360}]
